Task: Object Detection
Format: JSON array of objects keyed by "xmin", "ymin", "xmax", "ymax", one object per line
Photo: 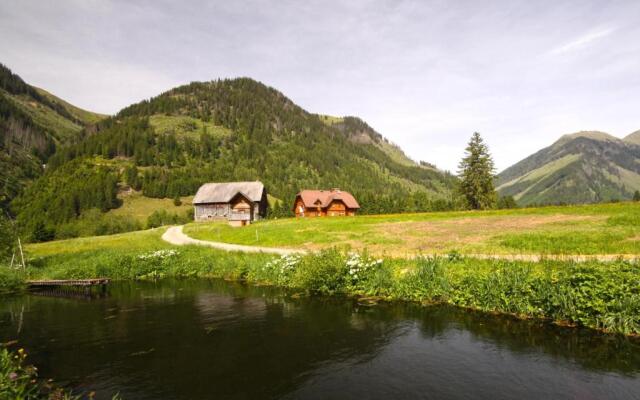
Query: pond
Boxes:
[{"xmin": 1, "ymin": 279, "xmax": 640, "ymax": 399}]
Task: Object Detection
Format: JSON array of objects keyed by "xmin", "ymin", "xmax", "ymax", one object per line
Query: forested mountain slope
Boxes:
[
  {"xmin": 15, "ymin": 77, "xmax": 458, "ymax": 240},
  {"xmin": 0, "ymin": 63, "xmax": 105, "ymax": 211},
  {"xmin": 497, "ymin": 131, "xmax": 640, "ymax": 205}
]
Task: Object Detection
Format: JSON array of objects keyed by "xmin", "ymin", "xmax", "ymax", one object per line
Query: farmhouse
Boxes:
[
  {"xmin": 193, "ymin": 181, "xmax": 268, "ymax": 226},
  {"xmin": 293, "ymin": 189, "xmax": 360, "ymax": 217}
]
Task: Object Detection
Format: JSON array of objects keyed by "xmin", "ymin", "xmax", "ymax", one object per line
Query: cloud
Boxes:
[
  {"xmin": 550, "ymin": 27, "xmax": 616, "ymax": 55},
  {"xmin": 1, "ymin": 1, "xmax": 639, "ymax": 172}
]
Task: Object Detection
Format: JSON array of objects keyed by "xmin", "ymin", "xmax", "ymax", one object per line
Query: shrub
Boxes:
[
  {"xmin": 0, "ymin": 268, "xmax": 24, "ymax": 294},
  {"xmin": 291, "ymin": 249, "xmax": 348, "ymax": 295},
  {"xmin": 146, "ymin": 210, "xmax": 189, "ymax": 229}
]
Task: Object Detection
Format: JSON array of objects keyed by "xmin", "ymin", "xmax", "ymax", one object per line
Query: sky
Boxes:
[{"xmin": 1, "ymin": 0, "xmax": 639, "ymax": 172}]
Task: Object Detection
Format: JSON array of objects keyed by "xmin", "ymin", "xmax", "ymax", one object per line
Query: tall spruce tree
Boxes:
[{"xmin": 457, "ymin": 132, "xmax": 497, "ymax": 210}]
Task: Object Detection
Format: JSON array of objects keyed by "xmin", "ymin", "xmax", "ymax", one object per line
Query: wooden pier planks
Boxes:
[{"xmin": 26, "ymin": 278, "xmax": 111, "ymax": 288}]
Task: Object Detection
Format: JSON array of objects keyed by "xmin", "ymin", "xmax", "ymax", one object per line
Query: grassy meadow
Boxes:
[
  {"xmin": 184, "ymin": 202, "xmax": 640, "ymax": 256},
  {"xmin": 109, "ymin": 192, "xmax": 194, "ymax": 223}
]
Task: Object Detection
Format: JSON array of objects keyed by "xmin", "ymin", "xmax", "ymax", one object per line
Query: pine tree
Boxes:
[
  {"xmin": 633, "ymin": 190, "xmax": 640, "ymax": 202},
  {"xmin": 0, "ymin": 214, "xmax": 16, "ymax": 260},
  {"xmin": 457, "ymin": 132, "xmax": 497, "ymax": 210}
]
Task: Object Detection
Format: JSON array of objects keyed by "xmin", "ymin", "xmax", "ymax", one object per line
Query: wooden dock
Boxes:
[
  {"xmin": 27, "ymin": 279, "xmax": 111, "ymax": 296},
  {"xmin": 27, "ymin": 278, "xmax": 111, "ymax": 288}
]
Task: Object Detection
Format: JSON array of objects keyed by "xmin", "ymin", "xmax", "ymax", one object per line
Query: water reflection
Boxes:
[{"xmin": 0, "ymin": 279, "xmax": 639, "ymax": 400}]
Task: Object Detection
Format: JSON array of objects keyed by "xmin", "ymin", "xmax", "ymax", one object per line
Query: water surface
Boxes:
[{"xmin": 1, "ymin": 279, "xmax": 639, "ymax": 399}]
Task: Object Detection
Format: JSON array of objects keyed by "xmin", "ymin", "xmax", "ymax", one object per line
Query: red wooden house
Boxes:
[{"xmin": 293, "ymin": 189, "xmax": 360, "ymax": 217}]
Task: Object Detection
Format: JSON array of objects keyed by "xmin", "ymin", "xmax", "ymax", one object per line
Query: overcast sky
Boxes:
[{"xmin": 1, "ymin": 0, "xmax": 639, "ymax": 172}]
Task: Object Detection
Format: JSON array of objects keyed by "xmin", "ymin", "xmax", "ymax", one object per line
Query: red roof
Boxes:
[{"xmin": 296, "ymin": 189, "xmax": 360, "ymax": 209}]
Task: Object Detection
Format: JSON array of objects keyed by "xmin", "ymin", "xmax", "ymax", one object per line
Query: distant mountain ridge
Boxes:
[
  {"xmin": 0, "ymin": 63, "xmax": 105, "ymax": 211},
  {"xmin": 497, "ymin": 130, "xmax": 640, "ymax": 205}
]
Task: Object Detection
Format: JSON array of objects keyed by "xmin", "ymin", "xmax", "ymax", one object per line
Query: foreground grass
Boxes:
[
  {"xmin": 184, "ymin": 202, "xmax": 640, "ymax": 256},
  {"xmin": 0, "ymin": 345, "xmax": 120, "ymax": 399},
  {"xmin": 0, "ymin": 228, "xmax": 637, "ymax": 335}
]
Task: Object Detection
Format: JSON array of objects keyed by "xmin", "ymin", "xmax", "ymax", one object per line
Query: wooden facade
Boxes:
[
  {"xmin": 193, "ymin": 182, "xmax": 268, "ymax": 226},
  {"xmin": 293, "ymin": 189, "xmax": 360, "ymax": 218}
]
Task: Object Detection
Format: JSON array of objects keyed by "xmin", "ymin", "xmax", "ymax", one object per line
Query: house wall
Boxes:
[
  {"xmin": 195, "ymin": 198, "xmax": 262, "ymax": 223},
  {"xmin": 294, "ymin": 198, "xmax": 357, "ymax": 217},
  {"xmin": 194, "ymin": 203, "xmax": 231, "ymax": 221},
  {"xmin": 327, "ymin": 200, "xmax": 347, "ymax": 216},
  {"xmin": 294, "ymin": 197, "xmax": 323, "ymax": 217},
  {"xmin": 193, "ymin": 185, "xmax": 269, "ymax": 224}
]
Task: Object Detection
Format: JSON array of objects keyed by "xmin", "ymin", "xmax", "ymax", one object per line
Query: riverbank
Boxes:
[{"xmin": 3, "ymin": 228, "xmax": 640, "ymax": 335}]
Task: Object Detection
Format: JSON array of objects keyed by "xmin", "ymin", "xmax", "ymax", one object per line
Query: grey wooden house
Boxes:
[{"xmin": 193, "ymin": 181, "xmax": 268, "ymax": 226}]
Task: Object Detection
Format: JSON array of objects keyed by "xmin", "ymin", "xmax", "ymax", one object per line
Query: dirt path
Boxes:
[
  {"xmin": 163, "ymin": 226, "xmax": 638, "ymax": 262},
  {"xmin": 162, "ymin": 226, "xmax": 306, "ymax": 256}
]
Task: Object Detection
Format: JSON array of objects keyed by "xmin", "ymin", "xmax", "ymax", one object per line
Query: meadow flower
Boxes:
[
  {"xmin": 346, "ymin": 252, "xmax": 382, "ymax": 282},
  {"xmin": 137, "ymin": 249, "xmax": 179, "ymax": 260}
]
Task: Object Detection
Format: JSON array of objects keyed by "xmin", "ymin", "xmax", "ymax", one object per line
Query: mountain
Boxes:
[
  {"xmin": 624, "ymin": 130, "xmax": 640, "ymax": 145},
  {"xmin": 497, "ymin": 131, "xmax": 640, "ymax": 205},
  {"xmin": 0, "ymin": 63, "xmax": 106, "ymax": 211},
  {"xmin": 14, "ymin": 77, "xmax": 457, "ymax": 240}
]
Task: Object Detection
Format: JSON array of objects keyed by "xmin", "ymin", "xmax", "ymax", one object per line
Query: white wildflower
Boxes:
[
  {"xmin": 346, "ymin": 252, "xmax": 383, "ymax": 282},
  {"xmin": 137, "ymin": 249, "xmax": 179, "ymax": 260},
  {"xmin": 265, "ymin": 254, "xmax": 301, "ymax": 274}
]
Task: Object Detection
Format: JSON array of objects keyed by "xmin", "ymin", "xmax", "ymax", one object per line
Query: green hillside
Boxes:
[
  {"xmin": 14, "ymin": 77, "xmax": 458, "ymax": 241},
  {"xmin": 0, "ymin": 63, "xmax": 106, "ymax": 211},
  {"xmin": 497, "ymin": 131, "xmax": 640, "ymax": 205}
]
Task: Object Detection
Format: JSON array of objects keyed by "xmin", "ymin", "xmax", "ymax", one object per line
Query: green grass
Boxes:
[
  {"xmin": 0, "ymin": 227, "xmax": 636, "ymax": 335},
  {"xmin": 22, "ymin": 228, "xmax": 272, "ymax": 283},
  {"xmin": 109, "ymin": 191, "xmax": 193, "ymax": 223},
  {"xmin": 316, "ymin": 114, "xmax": 344, "ymax": 125},
  {"xmin": 184, "ymin": 202, "xmax": 640, "ymax": 256},
  {"xmin": 149, "ymin": 114, "xmax": 231, "ymax": 140}
]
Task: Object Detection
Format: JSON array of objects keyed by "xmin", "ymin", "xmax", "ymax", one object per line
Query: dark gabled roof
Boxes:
[
  {"xmin": 193, "ymin": 181, "xmax": 265, "ymax": 204},
  {"xmin": 295, "ymin": 189, "xmax": 360, "ymax": 209}
]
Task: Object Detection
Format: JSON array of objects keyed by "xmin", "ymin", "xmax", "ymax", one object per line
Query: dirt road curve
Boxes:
[
  {"xmin": 163, "ymin": 226, "xmax": 638, "ymax": 262},
  {"xmin": 162, "ymin": 226, "xmax": 306, "ymax": 256}
]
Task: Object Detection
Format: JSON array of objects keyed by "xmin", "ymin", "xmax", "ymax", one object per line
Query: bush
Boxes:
[
  {"xmin": 146, "ymin": 210, "xmax": 189, "ymax": 229},
  {"xmin": 0, "ymin": 268, "xmax": 24, "ymax": 294},
  {"xmin": 0, "ymin": 215, "xmax": 16, "ymax": 261},
  {"xmin": 290, "ymin": 249, "xmax": 348, "ymax": 295}
]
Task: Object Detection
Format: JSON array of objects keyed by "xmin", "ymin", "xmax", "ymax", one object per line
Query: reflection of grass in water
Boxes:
[{"xmin": 184, "ymin": 202, "xmax": 640, "ymax": 255}]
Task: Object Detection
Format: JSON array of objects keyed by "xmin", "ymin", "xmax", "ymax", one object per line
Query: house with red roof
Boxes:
[{"xmin": 293, "ymin": 188, "xmax": 360, "ymax": 217}]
